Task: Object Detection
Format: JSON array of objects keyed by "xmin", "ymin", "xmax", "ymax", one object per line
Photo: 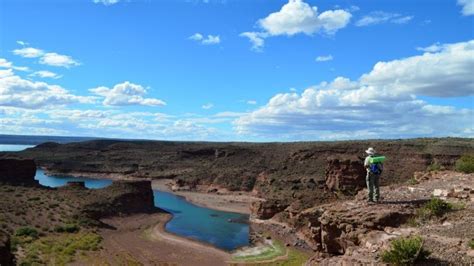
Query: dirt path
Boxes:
[{"xmin": 74, "ymin": 213, "xmax": 231, "ymax": 266}]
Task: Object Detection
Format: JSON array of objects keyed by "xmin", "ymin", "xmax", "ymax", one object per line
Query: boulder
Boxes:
[
  {"xmin": 250, "ymin": 199, "xmax": 289, "ymax": 220},
  {"xmin": 325, "ymin": 158, "xmax": 366, "ymax": 194}
]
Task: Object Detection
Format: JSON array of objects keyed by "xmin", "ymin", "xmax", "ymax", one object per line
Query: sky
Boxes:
[{"xmin": 0, "ymin": 0, "xmax": 473, "ymax": 141}]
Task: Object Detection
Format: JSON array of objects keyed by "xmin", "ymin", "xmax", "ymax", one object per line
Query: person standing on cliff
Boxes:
[{"xmin": 364, "ymin": 147, "xmax": 383, "ymax": 203}]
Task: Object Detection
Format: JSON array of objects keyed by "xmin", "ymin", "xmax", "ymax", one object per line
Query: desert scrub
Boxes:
[
  {"xmin": 426, "ymin": 162, "xmax": 442, "ymax": 172},
  {"xmin": 469, "ymin": 239, "xmax": 474, "ymax": 249},
  {"xmin": 455, "ymin": 155, "xmax": 474, "ymax": 173},
  {"xmin": 381, "ymin": 236, "xmax": 429, "ymax": 265},
  {"xmin": 15, "ymin": 226, "xmax": 39, "ymax": 238},
  {"xmin": 417, "ymin": 198, "xmax": 453, "ymax": 221},
  {"xmin": 20, "ymin": 232, "xmax": 102, "ymax": 265},
  {"xmin": 54, "ymin": 223, "xmax": 80, "ymax": 233}
]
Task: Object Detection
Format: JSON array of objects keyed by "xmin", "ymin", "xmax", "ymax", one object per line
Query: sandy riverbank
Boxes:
[
  {"xmin": 74, "ymin": 213, "xmax": 231, "ymax": 266},
  {"xmin": 152, "ymin": 179, "xmax": 262, "ymax": 214}
]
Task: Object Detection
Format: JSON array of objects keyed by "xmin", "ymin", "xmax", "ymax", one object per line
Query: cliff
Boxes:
[
  {"xmin": 0, "ymin": 159, "xmax": 39, "ymax": 186},
  {"xmin": 7, "ymin": 138, "xmax": 471, "ymax": 211}
]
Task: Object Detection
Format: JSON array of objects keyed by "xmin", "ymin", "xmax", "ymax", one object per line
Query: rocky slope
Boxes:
[
  {"xmin": 0, "ymin": 159, "xmax": 159, "ymax": 264},
  {"xmin": 4, "ymin": 138, "xmax": 472, "ymax": 211}
]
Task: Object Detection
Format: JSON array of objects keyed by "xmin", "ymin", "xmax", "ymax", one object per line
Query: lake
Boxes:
[{"xmin": 1, "ymin": 143, "xmax": 250, "ymax": 251}]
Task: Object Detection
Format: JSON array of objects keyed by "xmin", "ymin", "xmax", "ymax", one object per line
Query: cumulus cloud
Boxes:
[
  {"xmin": 13, "ymin": 46, "xmax": 80, "ymax": 68},
  {"xmin": 39, "ymin": 53, "xmax": 80, "ymax": 68},
  {"xmin": 0, "ymin": 58, "xmax": 29, "ymax": 72},
  {"xmin": 93, "ymin": 0, "xmax": 120, "ymax": 5},
  {"xmin": 234, "ymin": 40, "xmax": 474, "ymax": 139},
  {"xmin": 458, "ymin": 0, "xmax": 474, "ymax": 16},
  {"xmin": 189, "ymin": 33, "xmax": 221, "ymax": 45},
  {"xmin": 90, "ymin": 81, "xmax": 166, "ymax": 107},
  {"xmin": 241, "ymin": 0, "xmax": 351, "ymax": 51},
  {"xmin": 0, "ymin": 71, "xmax": 94, "ymax": 109},
  {"xmin": 315, "ymin": 55, "xmax": 333, "ymax": 62},
  {"xmin": 355, "ymin": 11, "xmax": 413, "ymax": 27},
  {"xmin": 29, "ymin": 70, "xmax": 62, "ymax": 79},
  {"xmin": 12, "ymin": 47, "xmax": 44, "ymax": 58}
]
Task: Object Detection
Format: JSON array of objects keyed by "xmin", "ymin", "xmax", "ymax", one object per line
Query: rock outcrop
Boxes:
[
  {"xmin": 325, "ymin": 158, "xmax": 366, "ymax": 194},
  {"xmin": 76, "ymin": 180, "xmax": 156, "ymax": 219},
  {"xmin": 250, "ymin": 199, "xmax": 289, "ymax": 220},
  {"xmin": 0, "ymin": 230, "xmax": 13, "ymax": 266},
  {"xmin": 0, "ymin": 159, "xmax": 38, "ymax": 186}
]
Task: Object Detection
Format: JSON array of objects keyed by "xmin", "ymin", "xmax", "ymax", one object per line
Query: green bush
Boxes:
[
  {"xmin": 15, "ymin": 227, "xmax": 39, "ymax": 239},
  {"xmin": 469, "ymin": 239, "xmax": 474, "ymax": 249},
  {"xmin": 455, "ymin": 155, "xmax": 474, "ymax": 173},
  {"xmin": 426, "ymin": 162, "xmax": 441, "ymax": 172},
  {"xmin": 381, "ymin": 236, "xmax": 429, "ymax": 265},
  {"xmin": 423, "ymin": 198, "xmax": 453, "ymax": 217},
  {"xmin": 54, "ymin": 224, "xmax": 80, "ymax": 233}
]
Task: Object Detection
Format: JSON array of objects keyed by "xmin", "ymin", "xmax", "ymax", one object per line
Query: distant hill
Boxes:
[{"xmin": 0, "ymin": 134, "xmax": 105, "ymax": 145}]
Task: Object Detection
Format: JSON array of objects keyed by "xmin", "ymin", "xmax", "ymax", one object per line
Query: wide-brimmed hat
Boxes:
[{"xmin": 365, "ymin": 147, "xmax": 376, "ymax": 155}]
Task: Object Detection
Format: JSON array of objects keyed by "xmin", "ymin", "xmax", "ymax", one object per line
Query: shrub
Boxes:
[
  {"xmin": 15, "ymin": 227, "xmax": 39, "ymax": 239},
  {"xmin": 426, "ymin": 162, "xmax": 441, "ymax": 172},
  {"xmin": 469, "ymin": 239, "xmax": 474, "ymax": 249},
  {"xmin": 54, "ymin": 224, "xmax": 80, "ymax": 233},
  {"xmin": 455, "ymin": 155, "xmax": 474, "ymax": 173},
  {"xmin": 381, "ymin": 236, "xmax": 429, "ymax": 265},
  {"xmin": 423, "ymin": 198, "xmax": 453, "ymax": 217}
]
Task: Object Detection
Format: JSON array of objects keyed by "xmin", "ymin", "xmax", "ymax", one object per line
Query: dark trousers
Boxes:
[{"xmin": 366, "ymin": 172, "xmax": 380, "ymax": 201}]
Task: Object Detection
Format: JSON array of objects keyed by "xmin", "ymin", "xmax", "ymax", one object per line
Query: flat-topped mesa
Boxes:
[
  {"xmin": 80, "ymin": 180, "xmax": 156, "ymax": 219},
  {"xmin": 0, "ymin": 159, "xmax": 39, "ymax": 187}
]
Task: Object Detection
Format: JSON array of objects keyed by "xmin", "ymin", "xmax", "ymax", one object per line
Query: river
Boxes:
[{"xmin": 1, "ymin": 144, "xmax": 249, "ymax": 251}]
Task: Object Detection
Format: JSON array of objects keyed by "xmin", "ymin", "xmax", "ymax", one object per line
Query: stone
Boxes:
[{"xmin": 0, "ymin": 159, "xmax": 39, "ymax": 186}]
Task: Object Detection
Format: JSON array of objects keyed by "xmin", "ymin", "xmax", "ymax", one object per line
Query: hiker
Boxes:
[{"xmin": 364, "ymin": 147, "xmax": 384, "ymax": 203}]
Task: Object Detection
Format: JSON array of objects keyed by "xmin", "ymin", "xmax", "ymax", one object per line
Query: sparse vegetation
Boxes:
[
  {"xmin": 455, "ymin": 155, "xmax": 474, "ymax": 173},
  {"xmin": 15, "ymin": 226, "xmax": 39, "ymax": 238},
  {"xmin": 20, "ymin": 232, "xmax": 102, "ymax": 265},
  {"xmin": 408, "ymin": 198, "xmax": 455, "ymax": 226},
  {"xmin": 55, "ymin": 223, "xmax": 80, "ymax": 233},
  {"xmin": 381, "ymin": 236, "xmax": 429, "ymax": 265},
  {"xmin": 469, "ymin": 239, "xmax": 474, "ymax": 249},
  {"xmin": 426, "ymin": 162, "xmax": 442, "ymax": 172}
]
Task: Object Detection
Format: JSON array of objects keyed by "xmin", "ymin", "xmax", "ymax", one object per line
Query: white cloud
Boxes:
[
  {"xmin": 12, "ymin": 47, "xmax": 44, "ymax": 58},
  {"xmin": 240, "ymin": 32, "xmax": 267, "ymax": 51},
  {"xmin": 90, "ymin": 81, "xmax": 166, "ymax": 107},
  {"xmin": 29, "ymin": 70, "xmax": 62, "ymax": 79},
  {"xmin": 240, "ymin": 0, "xmax": 351, "ymax": 51},
  {"xmin": 259, "ymin": 0, "xmax": 351, "ymax": 36},
  {"xmin": 202, "ymin": 103, "xmax": 214, "ymax": 109},
  {"xmin": 234, "ymin": 40, "xmax": 474, "ymax": 139},
  {"xmin": 361, "ymin": 40, "xmax": 474, "ymax": 97},
  {"xmin": 315, "ymin": 55, "xmax": 333, "ymax": 62},
  {"xmin": 458, "ymin": 0, "xmax": 474, "ymax": 16},
  {"xmin": 93, "ymin": 0, "xmax": 120, "ymax": 6},
  {"xmin": 39, "ymin": 52, "xmax": 80, "ymax": 68},
  {"xmin": 0, "ymin": 58, "xmax": 29, "ymax": 72},
  {"xmin": 0, "ymin": 71, "xmax": 94, "ymax": 109},
  {"xmin": 355, "ymin": 11, "xmax": 413, "ymax": 27},
  {"xmin": 416, "ymin": 42, "xmax": 442, "ymax": 53},
  {"xmin": 16, "ymin": 41, "xmax": 29, "ymax": 46},
  {"xmin": 189, "ymin": 33, "xmax": 221, "ymax": 45},
  {"xmin": 13, "ymin": 46, "xmax": 80, "ymax": 68},
  {"xmin": 247, "ymin": 100, "xmax": 257, "ymax": 105}
]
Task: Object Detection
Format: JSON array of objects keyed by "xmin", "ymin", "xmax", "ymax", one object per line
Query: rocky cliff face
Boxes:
[
  {"xmin": 325, "ymin": 158, "xmax": 366, "ymax": 194},
  {"xmin": 0, "ymin": 159, "xmax": 38, "ymax": 186},
  {"xmin": 0, "ymin": 230, "xmax": 13, "ymax": 266}
]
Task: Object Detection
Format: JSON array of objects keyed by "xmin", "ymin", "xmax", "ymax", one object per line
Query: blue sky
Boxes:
[{"xmin": 0, "ymin": 0, "xmax": 473, "ymax": 141}]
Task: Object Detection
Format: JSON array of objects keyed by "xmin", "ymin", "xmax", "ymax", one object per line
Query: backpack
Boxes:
[{"xmin": 370, "ymin": 162, "xmax": 383, "ymax": 174}]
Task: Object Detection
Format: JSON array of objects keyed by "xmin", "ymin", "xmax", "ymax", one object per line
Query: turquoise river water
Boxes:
[{"xmin": 1, "ymin": 144, "xmax": 249, "ymax": 251}]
